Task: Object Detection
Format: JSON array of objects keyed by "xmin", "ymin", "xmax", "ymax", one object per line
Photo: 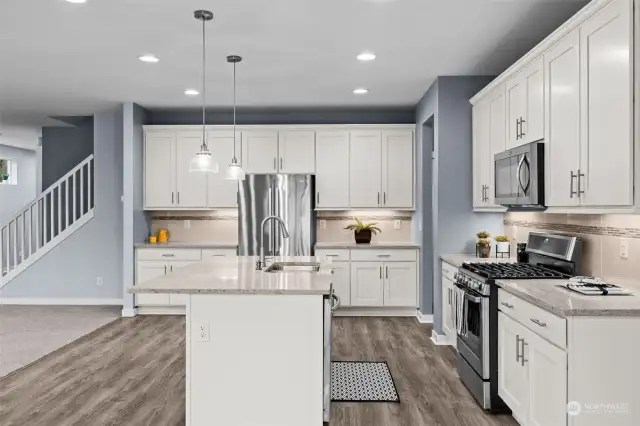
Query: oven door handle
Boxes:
[{"xmin": 463, "ymin": 293, "xmax": 482, "ymax": 304}]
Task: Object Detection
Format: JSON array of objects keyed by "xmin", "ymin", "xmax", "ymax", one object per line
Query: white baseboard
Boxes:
[
  {"xmin": 430, "ymin": 329, "xmax": 456, "ymax": 346},
  {"xmin": 0, "ymin": 297, "xmax": 123, "ymax": 306},
  {"xmin": 416, "ymin": 311, "xmax": 433, "ymax": 324},
  {"xmin": 137, "ymin": 306, "xmax": 186, "ymax": 315},
  {"xmin": 333, "ymin": 307, "xmax": 418, "ymax": 317},
  {"xmin": 121, "ymin": 307, "xmax": 138, "ymax": 317}
]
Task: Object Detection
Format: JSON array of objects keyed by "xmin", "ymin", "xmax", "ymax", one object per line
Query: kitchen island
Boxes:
[{"xmin": 130, "ymin": 256, "xmax": 336, "ymax": 426}]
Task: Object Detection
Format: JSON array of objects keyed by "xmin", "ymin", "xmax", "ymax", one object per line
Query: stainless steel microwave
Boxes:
[{"xmin": 494, "ymin": 142, "xmax": 545, "ymax": 210}]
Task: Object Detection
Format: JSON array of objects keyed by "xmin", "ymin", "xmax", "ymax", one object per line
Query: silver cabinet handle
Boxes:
[
  {"xmin": 326, "ymin": 254, "xmax": 339, "ymax": 257},
  {"xmin": 577, "ymin": 169, "xmax": 585, "ymax": 197},
  {"xmin": 177, "ymin": 192, "xmax": 180, "ymax": 204},
  {"xmin": 383, "ymin": 192, "xmax": 387, "ymax": 205},
  {"xmin": 448, "ymin": 288, "xmax": 452, "ymax": 305},
  {"xmin": 376, "ymin": 254, "xmax": 391, "ymax": 257},
  {"xmin": 164, "ymin": 265, "xmax": 167, "ymax": 274},
  {"xmin": 377, "ymin": 192, "xmax": 380, "ymax": 205},
  {"xmin": 162, "ymin": 254, "xmax": 175, "ymax": 257},
  {"xmin": 280, "ymin": 157, "xmax": 283, "ymax": 170},
  {"xmin": 516, "ymin": 334, "xmax": 523, "ymax": 362},
  {"xmin": 570, "ymin": 171, "xmax": 577, "ymax": 198},
  {"xmin": 273, "ymin": 157, "xmax": 276, "ymax": 170},
  {"xmin": 481, "ymin": 185, "xmax": 485, "ymax": 202},
  {"xmin": 521, "ymin": 339, "xmax": 528, "ymax": 366},
  {"xmin": 500, "ymin": 302, "xmax": 514, "ymax": 309},
  {"xmin": 316, "ymin": 192, "xmax": 319, "ymax": 205},
  {"xmin": 385, "ymin": 266, "xmax": 388, "ymax": 279},
  {"xmin": 516, "ymin": 119, "xmax": 521, "ymax": 140},
  {"xmin": 530, "ymin": 318, "xmax": 547, "ymax": 328},
  {"xmin": 520, "ymin": 117, "xmax": 526, "ymax": 138},
  {"xmin": 171, "ymin": 265, "xmax": 174, "ymax": 272},
  {"xmin": 379, "ymin": 266, "xmax": 382, "ymax": 279},
  {"xmin": 172, "ymin": 192, "xmax": 175, "ymax": 204}
]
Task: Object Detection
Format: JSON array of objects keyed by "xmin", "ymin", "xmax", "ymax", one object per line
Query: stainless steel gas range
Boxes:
[{"xmin": 455, "ymin": 232, "xmax": 582, "ymax": 412}]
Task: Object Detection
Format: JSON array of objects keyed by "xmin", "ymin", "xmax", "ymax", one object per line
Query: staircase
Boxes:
[{"xmin": 0, "ymin": 155, "xmax": 95, "ymax": 289}]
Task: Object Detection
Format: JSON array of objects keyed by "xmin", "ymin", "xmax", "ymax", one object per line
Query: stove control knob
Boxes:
[{"xmin": 454, "ymin": 273, "xmax": 458, "ymax": 281}]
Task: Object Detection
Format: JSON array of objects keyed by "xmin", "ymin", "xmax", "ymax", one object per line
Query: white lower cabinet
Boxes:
[
  {"xmin": 350, "ymin": 262, "xmax": 384, "ymax": 307},
  {"xmin": 498, "ymin": 312, "xmax": 531, "ymax": 424},
  {"xmin": 136, "ymin": 261, "xmax": 170, "ymax": 305},
  {"xmin": 329, "ymin": 262, "xmax": 351, "ymax": 307},
  {"xmin": 167, "ymin": 260, "xmax": 199, "ymax": 305},
  {"xmin": 383, "ymin": 262, "xmax": 417, "ymax": 307},
  {"xmin": 441, "ymin": 276, "xmax": 455, "ymax": 340}
]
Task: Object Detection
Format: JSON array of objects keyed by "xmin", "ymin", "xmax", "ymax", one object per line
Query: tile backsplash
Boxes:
[
  {"xmin": 504, "ymin": 212, "xmax": 640, "ymax": 279},
  {"xmin": 148, "ymin": 210, "xmax": 414, "ymax": 244}
]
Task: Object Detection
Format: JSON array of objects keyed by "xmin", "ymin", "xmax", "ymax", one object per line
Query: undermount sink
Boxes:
[{"xmin": 264, "ymin": 261, "xmax": 321, "ymax": 273}]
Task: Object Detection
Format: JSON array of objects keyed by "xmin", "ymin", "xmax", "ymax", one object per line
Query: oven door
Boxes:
[{"xmin": 456, "ymin": 287, "xmax": 490, "ymax": 380}]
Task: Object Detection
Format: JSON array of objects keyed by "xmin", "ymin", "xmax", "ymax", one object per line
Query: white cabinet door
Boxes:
[
  {"xmin": 441, "ymin": 276, "xmax": 455, "ymax": 338},
  {"xmin": 349, "ymin": 130, "xmax": 382, "ymax": 208},
  {"xmin": 176, "ymin": 132, "xmax": 208, "ymax": 208},
  {"xmin": 315, "ymin": 131, "xmax": 350, "ymax": 209},
  {"xmin": 329, "ymin": 262, "xmax": 351, "ymax": 307},
  {"xmin": 382, "ymin": 130, "xmax": 413, "ymax": 208},
  {"xmin": 498, "ymin": 312, "xmax": 530, "ymax": 425},
  {"xmin": 241, "ymin": 130, "xmax": 279, "ymax": 174},
  {"xmin": 505, "ymin": 74, "xmax": 525, "ymax": 150},
  {"xmin": 168, "ymin": 260, "xmax": 199, "ymax": 305},
  {"xmin": 522, "ymin": 57, "xmax": 544, "ymax": 144},
  {"xmin": 488, "ymin": 84, "xmax": 506, "ymax": 206},
  {"xmin": 144, "ymin": 131, "xmax": 175, "ymax": 208},
  {"xmin": 472, "ymin": 97, "xmax": 491, "ymax": 208},
  {"xmin": 383, "ymin": 262, "xmax": 417, "ymax": 307},
  {"xmin": 545, "ymin": 29, "xmax": 581, "ymax": 207},
  {"xmin": 580, "ymin": 0, "xmax": 633, "ymax": 207},
  {"xmin": 136, "ymin": 261, "xmax": 170, "ymax": 305},
  {"xmin": 350, "ymin": 262, "xmax": 383, "ymax": 307},
  {"xmin": 207, "ymin": 131, "xmax": 240, "ymax": 208},
  {"xmin": 527, "ymin": 332, "xmax": 567, "ymax": 426},
  {"xmin": 278, "ymin": 130, "xmax": 315, "ymax": 174}
]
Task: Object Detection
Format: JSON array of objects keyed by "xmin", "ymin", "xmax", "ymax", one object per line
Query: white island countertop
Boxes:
[{"xmin": 129, "ymin": 256, "xmax": 332, "ymax": 295}]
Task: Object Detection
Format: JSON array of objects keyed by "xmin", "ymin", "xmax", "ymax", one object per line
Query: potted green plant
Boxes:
[
  {"xmin": 495, "ymin": 235, "xmax": 510, "ymax": 254},
  {"xmin": 476, "ymin": 231, "xmax": 491, "ymax": 258},
  {"xmin": 344, "ymin": 217, "xmax": 381, "ymax": 244}
]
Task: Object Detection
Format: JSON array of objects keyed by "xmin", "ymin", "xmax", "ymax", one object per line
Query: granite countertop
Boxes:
[
  {"xmin": 496, "ymin": 277, "xmax": 640, "ymax": 317},
  {"xmin": 134, "ymin": 242, "xmax": 238, "ymax": 249},
  {"xmin": 129, "ymin": 256, "xmax": 332, "ymax": 295},
  {"xmin": 440, "ymin": 254, "xmax": 517, "ymax": 268},
  {"xmin": 316, "ymin": 241, "xmax": 420, "ymax": 249}
]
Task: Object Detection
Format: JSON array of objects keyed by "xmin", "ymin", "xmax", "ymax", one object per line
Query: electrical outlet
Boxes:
[
  {"xmin": 320, "ymin": 220, "xmax": 327, "ymax": 229},
  {"xmin": 196, "ymin": 322, "xmax": 210, "ymax": 342},
  {"xmin": 96, "ymin": 276, "xmax": 103, "ymax": 286},
  {"xmin": 394, "ymin": 220, "xmax": 402, "ymax": 230},
  {"xmin": 184, "ymin": 220, "xmax": 191, "ymax": 230},
  {"xmin": 620, "ymin": 239, "xmax": 629, "ymax": 260}
]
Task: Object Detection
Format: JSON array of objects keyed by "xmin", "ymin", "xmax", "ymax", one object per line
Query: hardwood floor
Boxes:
[{"xmin": 0, "ymin": 316, "xmax": 517, "ymax": 426}]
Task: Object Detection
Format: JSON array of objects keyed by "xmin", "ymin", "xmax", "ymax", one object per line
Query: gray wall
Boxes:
[
  {"xmin": 122, "ymin": 103, "xmax": 151, "ymax": 312},
  {"xmin": 415, "ymin": 76, "xmax": 504, "ymax": 333},
  {"xmin": 1, "ymin": 108, "xmax": 124, "ymax": 302},
  {"xmin": 147, "ymin": 107, "xmax": 415, "ymax": 125},
  {"xmin": 0, "ymin": 144, "xmax": 37, "ymax": 225},
  {"xmin": 41, "ymin": 120, "xmax": 93, "ymax": 189}
]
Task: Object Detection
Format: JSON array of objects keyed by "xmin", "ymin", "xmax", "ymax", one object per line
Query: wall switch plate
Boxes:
[
  {"xmin": 196, "ymin": 323, "xmax": 210, "ymax": 342},
  {"xmin": 96, "ymin": 276, "xmax": 103, "ymax": 286},
  {"xmin": 184, "ymin": 220, "xmax": 191, "ymax": 230},
  {"xmin": 320, "ymin": 220, "xmax": 327, "ymax": 229},
  {"xmin": 620, "ymin": 239, "xmax": 629, "ymax": 259},
  {"xmin": 394, "ymin": 220, "xmax": 402, "ymax": 230}
]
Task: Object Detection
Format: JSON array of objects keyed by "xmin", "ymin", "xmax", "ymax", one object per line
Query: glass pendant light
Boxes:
[
  {"xmin": 189, "ymin": 10, "xmax": 218, "ymax": 173},
  {"xmin": 223, "ymin": 55, "xmax": 245, "ymax": 180}
]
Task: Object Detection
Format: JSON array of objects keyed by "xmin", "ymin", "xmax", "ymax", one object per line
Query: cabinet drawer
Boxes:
[
  {"xmin": 498, "ymin": 289, "xmax": 566, "ymax": 349},
  {"xmin": 350, "ymin": 249, "xmax": 417, "ymax": 262},
  {"xmin": 136, "ymin": 248, "xmax": 202, "ymax": 261},
  {"xmin": 315, "ymin": 249, "xmax": 350, "ymax": 262},
  {"xmin": 441, "ymin": 261, "xmax": 458, "ymax": 282},
  {"xmin": 201, "ymin": 248, "xmax": 237, "ymax": 259}
]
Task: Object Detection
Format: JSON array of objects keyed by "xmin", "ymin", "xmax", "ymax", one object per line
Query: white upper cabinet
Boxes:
[
  {"xmin": 207, "ymin": 130, "xmax": 240, "ymax": 208},
  {"xmin": 506, "ymin": 57, "xmax": 544, "ymax": 149},
  {"xmin": 241, "ymin": 130, "xmax": 279, "ymax": 174},
  {"xmin": 278, "ymin": 130, "xmax": 315, "ymax": 174},
  {"xmin": 545, "ymin": 29, "xmax": 581, "ymax": 208},
  {"xmin": 315, "ymin": 130, "xmax": 350, "ymax": 209},
  {"xmin": 349, "ymin": 130, "xmax": 383, "ymax": 208},
  {"xmin": 144, "ymin": 131, "xmax": 176, "ymax": 209},
  {"xmin": 580, "ymin": 0, "xmax": 633, "ymax": 207},
  {"xmin": 176, "ymin": 131, "xmax": 208, "ymax": 208},
  {"xmin": 382, "ymin": 130, "xmax": 413, "ymax": 208},
  {"xmin": 488, "ymin": 85, "xmax": 507, "ymax": 205}
]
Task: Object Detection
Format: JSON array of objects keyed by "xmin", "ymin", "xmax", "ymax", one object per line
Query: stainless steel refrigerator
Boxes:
[{"xmin": 238, "ymin": 174, "xmax": 315, "ymax": 256}]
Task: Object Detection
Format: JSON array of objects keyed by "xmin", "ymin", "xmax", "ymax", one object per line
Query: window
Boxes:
[{"xmin": 0, "ymin": 158, "xmax": 17, "ymax": 185}]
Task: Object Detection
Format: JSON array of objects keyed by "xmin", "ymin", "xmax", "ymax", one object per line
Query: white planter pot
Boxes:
[{"xmin": 496, "ymin": 241, "xmax": 510, "ymax": 253}]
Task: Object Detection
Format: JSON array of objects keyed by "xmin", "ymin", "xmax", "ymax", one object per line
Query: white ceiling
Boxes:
[{"xmin": 0, "ymin": 0, "xmax": 589, "ymax": 115}]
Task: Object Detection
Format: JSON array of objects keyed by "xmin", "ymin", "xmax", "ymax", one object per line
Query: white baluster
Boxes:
[
  {"xmin": 0, "ymin": 226, "xmax": 5, "ymax": 275},
  {"xmin": 66, "ymin": 177, "xmax": 70, "ymax": 228},
  {"xmin": 87, "ymin": 159, "xmax": 92, "ymax": 210},
  {"xmin": 80, "ymin": 165, "xmax": 85, "ymax": 216},
  {"xmin": 49, "ymin": 192, "xmax": 54, "ymax": 240},
  {"xmin": 35, "ymin": 200, "xmax": 40, "ymax": 249},
  {"xmin": 12, "ymin": 220, "xmax": 17, "ymax": 271},
  {"xmin": 28, "ymin": 205, "xmax": 33, "ymax": 256},
  {"xmin": 72, "ymin": 171, "xmax": 77, "ymax": 223}
]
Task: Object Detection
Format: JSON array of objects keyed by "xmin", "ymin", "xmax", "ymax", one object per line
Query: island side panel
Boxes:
[
  {"xmin": 567, "ymin": 316, "xmax": 640, "ymax": 426},
  {"xmin": 187, "ymin": 293, "xmax": 325, "ymax": 426}
]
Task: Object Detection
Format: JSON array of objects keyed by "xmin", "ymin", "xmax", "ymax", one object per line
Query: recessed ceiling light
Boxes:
[
  {"xmin": 353, "ymin": 88, "xmax": 369, "ymax": 95},
  {"xmin": 185, "ymin": 89, "xmax": 200, "ymax": 96},
  {"xmin": 357, "ymin": 52, "xmax": 376, "ymax": 61},
  {"xmin": 65, "ymin": 0, "xmax": 87, "ymax": 3},
  {"xmin": 138, "ymin": 55, "xmax": 159, "ymax": 63}
]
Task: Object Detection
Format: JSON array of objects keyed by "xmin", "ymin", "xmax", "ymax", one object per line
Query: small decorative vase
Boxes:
[
  {"xmin": 496, "ymin": 242, "xmax": 510, "ymax": 254},
  {"xmin": 478, "ymin": 245, "xmax": 491, "ymax": 258},
  {"xmin": 354, "ymin": 229, "xmax": 372, "ymax": 244}
]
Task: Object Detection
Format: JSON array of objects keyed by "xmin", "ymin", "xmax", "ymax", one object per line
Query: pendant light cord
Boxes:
[
  {"xmin": 201, "ymin": 16, "xmax": 207, "ymax": 151},
  {"xmin": 232, "ymin": 61, "xmax": 237, "ymax": 162}
]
